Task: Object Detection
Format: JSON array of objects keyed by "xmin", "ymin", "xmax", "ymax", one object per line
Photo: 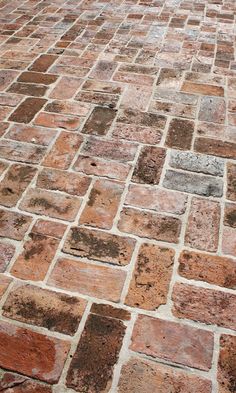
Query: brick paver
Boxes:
[{"xmin": 0, "ymin": 0, "xmax": 235, "ymax": 392}]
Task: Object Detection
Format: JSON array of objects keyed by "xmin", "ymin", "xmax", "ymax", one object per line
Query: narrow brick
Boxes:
[
  {"xmin": 224, "ymin": 203, "xmax": 236, "ymax": 228},
  {"xmin": 45, "ymin": 100, "xmax": 90, "ymax": 116},
  {"xmin": 165, "ymin": 118, "xmax": 194, "ymax": 150},
  {"xmin": 227, "ymin": 162, "xmax": 236, "ymax": 201},
  {"xmin": 29, "ymin": 54, "xmax": 57, "ymax": 72},
  {"xmin": 170, "ymin": 150, "xmax": 224, "ymax": 176},
  {"xmin": 0, "ymin": 275, "xmax": 12, "ymax": 299},
  {"xmin": 222, "ymin": 226, "xmax": 236, "ymax": 257},
  {"xmin": 218, "ymin": 334, "xmax": 236, "ymax": 393},
  {"xmin": 9, "ymin": 97, "xmax": 46, "ymax": 123},
  {"xmin": 82, "ymin": 137, "xmax": 137, "ymax": 162},
  {"xmin": 18, "ymin": 71, "xmax": 57, "ymax": 85},
  {"xmin": 132, "ymin": 146, "xmax": 166, "ymax": 185},
  {"xmin": 0, "ymin": 209, "xmax": 32, "ymax": 240},
  {"xmin": 0, "ymin": 242, "xmax": 15, "ymax": 272},
  {"xmin": 181, "ymin": 81, "xmax": 224, "ymax": 96},
  {"xmin": 82, "ymin": 106, "xmax": 116, "ymax": 135},
  {"xmin": 194, "ymin": 138, "xmax": 236, "ymax": 159}
]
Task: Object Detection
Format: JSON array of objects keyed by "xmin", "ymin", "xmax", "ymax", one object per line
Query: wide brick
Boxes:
[
  {"xmin": 0, "ymin": 372, "xmax": 52, "ymax": 392},
  {"xmin": 37, "ymin": 168, "xmax": 91, "ymax": 196},
  {"xmin": 198, "ymin": 96, "xmax": 226, "ymax": 123},
  {"xmin": 63, "ymin": 227, "xmax": 135, "ymax": 266},
  {"xmin": 222, "ymin": 226, "xmax": 236, "ymax": 257},
  {"xmin": 90, "ymin": 60, "xmax": 118, "ymax": 80},
  {"xmin": 82, "ymin": 106, "xmax": 116, "ymax": 135},
  {"xmin": 113, "ymin": 122, "xmax": 162, "ymax": 144},
  {"xmin": 125, "ymin": 184, "xmax": 187, "ymax": 214},
  {"xmin": 0, "ymin": 242, "xmax": 15, "ymax": 272},
  {"xmin": 117, "ymin": 108, "xmax": 166, "ymax": 129},
  {"xmin": 0, "ymin": 164, "xmax": 37, "ymax": 207},
  {"xmin": 42, "ymin": 131, "xmax": 82, "ymax": 170},
  {"xmin": 49, "ymin": 76, "xmax": 82, "ymax": 99},
  {"xmin": 32, "ymin": 219, "xmax": 67, "ymax": 239},
  {"xmin": 181, "ymin": 81, "xmax": 224, "ymax": 96},
  {"xmin": 118, "ymin": 358, "xmax": 212, "ymax": 393},
  {"xmin": 132, "ymin": 146, "xmax": 166, "ymax": 185},
  {"xmin": 9, "ymin": 97, "xmax": 46, "ymax": 123},
  {"xmin": 0, "ymin": 275, "xmax": 12, "ymax": 299},
  {"xmin": 82, "ymin": 137, "xmax": 137, "ymax": 162},
  {"xmin": 118, "ymin": 208, "xmax": 181, "ymax": 243},
  {"xmin": 11, "ymin": 232, "xmax": 59, "ymax": 281},
  {"xmin": 0, "ymin": 321, "xmax": 69, "ymax": 383},
  {"xmin": 163, "ymin": 170, "xmax": 223, "ymax": 197},
  {"xmin": 18, "ymin": 71, "xmax": 57, "ymax": 85},
  {"xmin": 178, "ymin": 250, "xmax": 236, "ymax": 289},
  {"xmin": 131, "ymin": 315, "xmax": 213, "ymax": 370},
  {"xmin": 0, "ymin": 140, "xmax": 46, "ymax": 164},
  {"xmin": 80, "ymin": 179, "xmax": 124, "ymax": 229},
  {"xmin": 48, "ymin": 257, "xmax": 126, "ymax": 302},
  {"xmin": 113, "ymin": 71, "xmax": 154, "ymax": 86},
  {"xmin": 7, "ymin": 82, "xmax": 48, "ymax": 97},
  {"xmin": 165, "ymin": 118, "xmax": 194, "ymax": 150},
  {"xmin": 217, "ymin": 334, "xmax": 236, "ymax": 393},
  {"xmin": 194, "ymin": 138, "xmax": 236, "ymax": 159},
  {"xmin": 120, "ymin": 84, "xmax": 152, "ymax": 111},
  {"xmin": 29, "ymin": 54, "xmax": 58, "ymax": 72},
  {"xmin": 6, "ymin": 124, "xmax": 57, "ymax": 146},
  {"xmin": 3, "ymin": 284, "xmax": 87, "ymax": 335},
  {"xmin": 34, "ymin": 112, "xmax": 82, "ymax": 131},
  {"xmin": 125, "ymin": 243, "xmax": 174, "ymax": 310},
  {"xmin": 91, "ymin": 303, "xmax": 131, "ymax": 321},
  {"xmin": 185, "ymin": 198, "xmax": 220, "ymax": 252},
  {"xmin": 19, "ymin": 188, "xmax": 81, "ymax": 221},
  {"xmin": 0, "ymin": 209, "xmax": 32, "ymax": 240},
  {"xmin": 66, "ymin": 313, "xmax": 125, "ymax": 392},
  {"xmin": 172, "ymin": 283, "xmax": 236, "ymax": 330},
  {"xmin": 227, "ymin": 162, "xmax": 236, "ymax": 201}
]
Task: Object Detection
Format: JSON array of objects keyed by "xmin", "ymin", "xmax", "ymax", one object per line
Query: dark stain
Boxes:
[
  {"xmin": 87, "ymin": 188, "xmax": 101, "ymax": 207},
  {"xmin": 29, "ymin": 197, "xmax": 70, "ymax": 214},
  {"xmin": 225, "ymin": 209, "xmax": 236, "ymax": 228}
]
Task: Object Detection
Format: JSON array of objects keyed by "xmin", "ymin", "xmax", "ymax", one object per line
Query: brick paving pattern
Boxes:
[{"xmin": 0, "ymin": 0, "xmax": 235, "ymax": 392}]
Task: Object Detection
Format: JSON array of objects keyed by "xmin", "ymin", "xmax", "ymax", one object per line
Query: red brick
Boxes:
[
  {"xmin": 0, "ymin": 209, "xmax": 32, "ymax": 240},
  {"xmin": 45, "ymin": 100, "xmax": 90, "ymax": 116},
  {"xmin": 132, "ymin": 146, "xmax": 166, "ymax": 185},
  {"xmin": 0, "ymin": 241, "xmax": 15, "ymax": 272},
  {"xmin": 118, "ymin": 207, "xmax": 181, "ymax": 243},
  {"xmin": 82, "ymin": 106, "xmax": 117, "ymax": 136},
  {"xmin": 0, "ymin": 274, "xmax": 12, "ymax": 299},
  {"xmin": 181, "ymin": 81, "xmax": 224, "ymax": 96},
  {"xmin": 29, "ymin": 54, "xmax": 58, "ymax": 72},
  {"xmin": 118, "ymin": 358, "xmax": 212, "ymax": 393},
  {"xmin": 49, "ymin": 76, "xmax": 82, "ymax": 99},
  {"xmin": 48, "ymin": 257, "xmax": 126, "ymax": 302},
  {"xmin": 131, "ymin": 315, "xmax": 213, "ymax": 370},
  {"xmin": 0, "ymin": 70, "xmax": 19, "ymax": 91},
  {"xmin": 76, "ymin": 90, "xmax": 119, "ymax": 107},
  {"xmin": 7, "ymin": 82, "xmax": 48, "ymax": 97},
  {"xmin": 82, "ymin": 137, "xmax": 137, "ymax": 162},
  {"xmin": 172, "ymin": 283, "xmax": 236, "ymax": 330},
  {"xmin": 0, "ymin": 320, "xmax": 69, "ymax": 383},
  {"xmin": 80, "ymin": 179, "xmax": 124, "ymax": 229},
  {"xmin": 6, "ymin": 124, "xmax": 57, "ymax": 146},
  {"xmin": 185, "ymin": 197, "xmax": 220, "ymax": 252},
  {"xmin": 165, "ymin": 118, "xmax": 194, "ymax": 150},
  {"xmin": 3, "ymin": 283, "xmax": 87, "ymax": 335},
  {"xmin": 18, "ymin": 71, "xmax": 57, "ymax": 85},
  {"xmin": 0, "ymin": 372, "xmax": 52, "ymax": 392},
  {"xmin": 0, "ymin": 140, "xmax": 46, "ymax": 164},
  {"xmin": 227, "ymin": 162, "xmax": 236, "ymax": 201},
  {"xmin": 9, "ymin": 97, "xmax": 46, "ymax": 123},
  {"xmin": 32, "ymin": 219, "xmax": 67, "ymax": 239},
  {"xmin": 217, "ymin": 334, "xmax": 236, "ymax": 393},
  {"xmin": 34, "ymin": 112, "xmax": 82, "ymax": 131},
  {"xmin": 42, "ymin": 131, "xmax": 82, "ymax": 170},
  {"xmin": 222, "ymin": 226, "xmax": 236, "ymax": 257},
  {"xmin": 194, "ymin": 138, "xmax": 236, "ymax": 159}
]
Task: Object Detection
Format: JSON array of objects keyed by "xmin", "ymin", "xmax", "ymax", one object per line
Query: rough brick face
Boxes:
[
  {"xmin": 218, "ymin": 334, "xmax": 236, "ymax": 393},
  {"xmin": 132, "ymin": 146, "xmax": 166, "ymax": 185},
  {"xmin": 9, "ymin": 98, "xmax": 46, "ymax": 123},
  {"xmin": 165, "ymin": 118, "xmax": 194, "ymax": 150}
]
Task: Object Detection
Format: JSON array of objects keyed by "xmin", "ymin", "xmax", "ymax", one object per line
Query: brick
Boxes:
[
  {"xmin": 131, "ymin": 315, "xmax": 213, "ymax": 370},
  {"xmin": 48, "ymin": 257, "xmax": 126, "ymax": 302},
  {"xmin": 222, "ymin": 227, "xmax": 236, "ymax": 257},
  {"xmin": 80, "ymin": 179, "xmax": 124, "ymax": 229},
  {"xmin": 170, "ymin": 150, "xmax": 224, "ymax": 176},
  {"xmin": 0, "ymin": 275, "xmax": 12, "ymax": 299},
  {"xmin": 185, "ymin": 198, "xmax": 220, "ymax": 252},
  {"xmin": 0, "ymin": 164, "xmax": 37, "ymax": 207},
  {"xmin": 76, "ymin": 90, "xmax": 119, "ymax": 107},
  {"xmin": 0, "ymin": 123, "xmax": 9, "ymax": 138},
  {"xmin": 150, "ymin": 100, "xmax": 197, "ymax": 119},
  {"xmin": 49, "ymin": 76, "xmax": 82, "ymax": 99},
  {"xmin": 6, "ymin": 124, "xmax": 57, "ymax": 146},
  {"xmin": 32, "ymin": 219, "xmax": 67, "ymax": 239},
  {"xmin": 82, "ymin": 137, "xmax": 137, "ymax": 162},
  {"xmin": 29, "ymin": 54, "xmax": 57, "ymax": 72},
  {"xmin": 0, "ymin": 209, "xmax": 32, "ymax": 240},
  {"xmin": 82, "ymin": 106, "xmax": 116, "ymax": 136},
  {"xmin": 7, "ymin": 82, "xmax": 48, "ymax": 97},
  {"xmin": 82, "ymin": 80, "xmax": 122, "ymax": 95},
  {"xmin": 91, "ymin": 303, "xmax": 131, "ymax": 321},
  {"xmin": 118, "ymin": 208, "xmax": 181, "ymax": 243},
  {"xmin": 120, "ymin": 84, "xmax": 152, "ymax": 111},
  {"xmin": 165, "ymin": 118, "xmax": 194, "ymax": 150},
  {"xmin": 194, "ymin": 138, "xmax": 236, "ymax": 159},
  {"xmin": 18, "ymin": 71, "xmax": 57, "ymax": 85},
  {"xmin": 73, "ymin": 155, "xmax": 130, "ymax": 181},
  {"xmin": 66, "ymin": 313, "xmax": 125, "ymax": 392},
  {"xmin": 0, "ymin": 70, "xmax": 18, "ymax": 91},
  {"xmin": 132, "ymin": 146, "xmax": 166, "ymax": 185},
  {"xmin": 224, "ymin": 203, "xmax": 236, "ymax": 228},
  {"xmin": 20, "ymin": 188, "xmax": 81, "ymax": 221},
  {"xmin": 218, "ymin": 334, "xmax": 236, "ymax": 393},
  {"xmin": 90, "ymin": 60, "xmax": 118, "ymax": 80},
  {"xmin": 0, "ymin": 320, "xmax": 69, "ymax": 383},
  {"xmin": 63, "ymin": 227, "xmax": 135, "ymax": 266},
  {"xmin": 172, "ymin": 283, "xmax": 236, "ymax": 330},
  {"xmin": 227, "ymin": 163, "xmax": 236, "ymax": 201},
  {"xmin": 198, "ymin": 96, "xmax": 226, "ymax": 123},
  {"xmin": 178, "ymin": 250, "xmax": 236, "ymax": 289},
  {"xmin": 117, "ymin": 108, "xmax": 166, "ymax": 129},
  {"xmin": 3, "ymin": 284, "xmax": 87, "ymax": 335},
  {"xmin": 0, "ymin": 160, "xmax": 7, "ymax": 175},
  {"xmin": 181, "ymin": 81, "xmax": 224, "ymax": 96},
  {"xmin": 126, "ymin": 184, "xmax": 187, "ymax": 214},
  {"xmin": 118, "ymin": 358, "xmax": 212, "ymax": 393},
  {"xmin": 0, "ymin": 106, "xmax": 12, "ymax": 121},
  {"xmin": 42, "ymin": 131, "xmax": 82, "ymax": 170},
  {"xmin": 126, "ymin": 244, "xmax": 174, "ymax": 310},
  {"xmin": 113, "ymin": 122, "xmax": 162, "ymax": 144},
  {"xmin": 37, "ymin": 168, "xmax": 91, "ymax": 196},
  {"xmin": 113, "ymin": 71, "xmax": 154, "ymax": 86},
  {"xmin": 163, "ymin": 170, "xmax": 223, "ymax": 197},
  {"xmin": 45, "ymin": 100, "xmax": 90, "ymax": 116},
  {"xmin": 0, "ymin": 242, "xmax": 15, "ymax": 272},
  {"xmin": 9, "ymin": 97, "xmax": 46, "ymax": 123},
  {"xmin": 34, "ymin": 112, "xmax": 82, "ymax": 131},
  {"xmin": 0, "ymin": 372, "xmax": 52, "ymax": 392}
]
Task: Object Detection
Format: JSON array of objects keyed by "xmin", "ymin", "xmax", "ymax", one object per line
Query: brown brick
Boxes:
[
  {"xmin": 132, "ymin": 146, "xmax": 166, "ymax": 185},
  {"xmin": 0, "ymin": 242, "xmax": 15, "ymax": 272},
  {"xmin": 179, "ymin": 250, "xmax": 236, "ymax": 289},
  {"xmin": 218, "ymin": 334, "xmax": 236, "ymax": 393},
  {"xmin": 34, "ymin": 112, "xmax": 82, "ymax": 131},
  {"xmin": 0, "ymin": 372, "xmax": 52, "ymax": 392},
  {"xmin": 0, "ymin": 209, "xmax": 32, "ymax": 240},
  {"xmin": 118, "ymin": 358, "xmax": 212, "ymax": 393},
  {"xmin": 0, "ymin": 275, "xmax": 12, "ymax": 299},
  {"xmin": 6, "ymin": 124, "xmax": 57, "ymax": 146},
  {"xmin": 42, "ymin": 131, "xmax": 82, "ymax": 170},
  {"xmin": 49, "ymin": 76, "xmax": 82, "ymax": 99},
  {"xmin": 0, "ymin": 140, "xmax": 46, "ymax": 164},
  {"xmin": 32, "ymin": 219, "xmax": 67, "ymax": 239},
  {"xmin": 0, "ymin": 164, "xmax": 37, "ymax": 207},
  {"xmin": 29, "ymin": 54, "xmax": 57, "ymax": 72},
  {"xmin": 9, "ymin": 97, "xmax": 46, "ymax": 123},
  {"xmin": 19, "ymin": 188, "xmax": 81, "ymax": 221},
  {"xmin": 63, "ymin": 227, "xmax": 135, "ymax": 266},
  {"xmin": 66, "ymin": 313, "xmax": 125, "ymax": 392},
  {"xmin": 224, "ymin": 203, "xmax": 236, "ymax": 228},
  {"xmin": 18, "ymin": 71, "xmax": 57, "ymax": 85},
  {"xmin": 165, "ymin": 118, "xmax": 194, "ymax": 150},
  {"xmin": 172, "ymin": 283, "xmax": 236, "ymax": 330},
  {"xmin": 0, "ymin": 320, "xmax": 69, "ymax": 383},
  {"xmin": 45, "ymin": 100, "xmax": 90, "ymax": 116},
  {"xmin": 118, "ymin": 208, "xmax": 181, "ymax": 243},
  {"xmin": 80, "ymin": 179, "xmax": 124, "ymax": 229},
  {"xmin": 7, "ymin": 82, "xmax": 48, "ymax": 97},
  {"xmin": 131, "ymin": 315, "xmax": 213, "ymax": 370},
  {"xmin": 126, "ymin": 244, "xmax": 174, "ymax": 310},
  {"xmin": 194, "ymin": 138, "xmax": 236, "ymax": 159},
  {"xmin": 227, "ymin": 162, "xmax": 236, "ymax": 201},
  {"xmin": 91, "ymin": 303, "xmax": 131, "ymax": 321},
  {"xmin": 185, "ymin": 197, "xmax": 220, "ymax": 252},
  {"xmin": 3, "ymin": 284, "xmax": 87, "ymax": 335},
  {"xmin": 82, "ymin": 137, "xmax": 137, "ymax": 162},
  {"xmin": 181, "ymin": 81, "xmax": 224, "ymax": 96},
  {"xmin": 48, "ymin": 257, "xmax": 126, "ymax": 302},
  {"xmin": 82, "ymin": 106, "xmax": 117, "ymax": 135}
]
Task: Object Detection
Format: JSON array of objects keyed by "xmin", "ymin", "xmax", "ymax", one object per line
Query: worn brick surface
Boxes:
[{"xmin": 0, "ymin": 0, "xmax": 235, "ymax": 390}]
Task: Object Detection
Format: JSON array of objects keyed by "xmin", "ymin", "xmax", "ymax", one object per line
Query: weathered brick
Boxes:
[
  {"xmin": 120, "ymin": 84, "xmax": 152, "ymax": 111},
  {"xmin": 91, "ymin": 303, "xmax": 131, "ymax": 321},
  {"xmin": 181, "ymin": 81, "xmax": 224, "ymax": 96},
  {"xmin": 32, "ymin": 219, "xmax": 67, "ymax": 239},
  {"xmin": 63, "ymin": 227, "xmax": 135, "ymax": 266},
  {"xmin": 194, "ymin": 138, "xmax": 236, "ymax": 159},
  {"xmin": 0, "ymin": 321, "xmax": 69, "ymax": 383},
  {"xmin": 118, "ymin": 208, "xmax": 181, "ymax": 243},
  {"xmin": 224, "ymin": 203, "xmax": 236, "ymax": 228},
  {"xmin": 125, "ymin": 243, "xmax": 174, "ymax": 310},
  {"xmin": 131, "ymin": 315, "xmax": 213, "ymax": 370},
  {"xmin": 48, "ymin": 257, "xmax": 126, "ymax": 302},
  {"xmin": 113, "ymin": 71, "xmax": 154, "ymax": 86},
  {"xmin": 0, "ymin": 242, "xmax": 15, "ymax": 272},
  {"xmin": 117, "ymin": 109, "xmax": 166, "ymax": 129},
  {"xmin": 82, "ymin": 137, "xmax": 137, "ymax": 162},
  {"xmin": 45, "ymin": 100, "xmax": 90, "ymax": 116},
  {"xmin": 0, "ymin": 372, "xmax": 52, "ymax": 392},
  {"xmin": 6, "ymin": 124, "xmax": 57, "ymax": 146},
  {"xmin": 18, "ymin": 71, "xmax": 57, "ymax": 85},
  {"xmin": 29, "ymin": 54, "xmax": 57, "ymax": 72},
  {"xmin": 0, "ymin": 140, "xmax": 46, "ymax": 164},
  {"xmin": 0, "ymin": 274, "xmax": 12, "ymax": 299},
  {"xmin": 89, "ymin": 60, "xmax": 117, "ymax": 80},
  {"xmin": 227, "ymin": 162, "xmax": 236, "ymax": 201},
  {"xmin": 0, "ymin": 70, "xmax": 18, "ymax": 91},
  {"xmin": 185, "ymin": 198, "xmax": 220, "ymax": 252},
  {"xmin": 3, "ymin": 284, "xmax": 87, "ymax": 335},
  {"xmin": 66, "ymin": 313, "xmax": 125, "ymax": 392},
  {"xmin": 49, "ymin": 76, "xmax": 82, "ymax": 99},
  {"xmin": 165, "ymin": 118, "xmax": 194, "ymax": 150},
  {"xmin": 82, "ymin": 106, "xmax": 116, "ymax": 135},
  {"xmin": 132, "ymin": 146, "xmax": 166, "ymax": 185},
  {"xmin": 217, "ymin": 334, "xmax": 236, "ymax": 393},
  {"xmin": 172, "ymin": 283, "xmax": 236, "ymax": 330},
  {"xmin": 198, "ymin": 96, "xmax": 226, "ymax": 123},
  {"xmin": 0, "ymin": 209, "xmax": 32, "ymax": 240},
  {"xmin": 34, "ymin": 112, "xmax": 82, "ymax": 131},
  {"xmin": 7, "ymin": 82, "xmax": 48, "ymax": 97},
  {"xmin": 170, "ymin": 150, "xmax": 224, "ymax": 176},
  {"xmin": 222, "ymin": 227, "xmax": 236, "ymax": 257}
]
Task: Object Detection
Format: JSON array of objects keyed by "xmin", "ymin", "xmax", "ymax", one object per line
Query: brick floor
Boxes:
[{"xmin": 0, "ymin": 0, "xmax": 235, "ymax": 392}]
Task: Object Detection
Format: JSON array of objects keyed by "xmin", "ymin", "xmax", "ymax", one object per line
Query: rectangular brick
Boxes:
[
  {"xmin": 34, "ymin": 112, "xmax": 82, "ymax": 131},
  {"xmin": 113, "ymin": 71, "xmax": 154, "ymax": 86},
  {"xmin": 29, "ymin": 54, "xmax": 58, "ymax": 72},
  {"xmin": 0, "ymin": 209, "xmax": 32, "ymax": 240},
  {"xmin": 227, "ymin": 162, "xmax": 236, "ymax": 201},
  {"xmin": 7, "ymin": 82, "xmax": 48, "ymax": 97},
  {"xmin": 32, "ymin": 219, "xmax": 67, "ymax": 239},
  {"xmin": 194, "ymin": 138, "xmax": 236, "ymax": 159},
  {"xmin": 44, "ymin": 100, "xmax": 90, "ymax": 116},
  {"xmin": 181, "ymin": 81, "xmax": 224, "ymax": 96},
  {"xmin": 132, "ymin": 146, "xmax": 166, "ymax": 185},
  {"xmin": 222, "ymin": 226, "xmax": 236, "ymax": 257},
  {"xmin": 49, "ymin": 76, "xmax": 82, "ymax": 99},
  {"xmin": 48, "ymin": 257, "xmax": 126, "ymax": 302},
  {"xmin": 0, "ymin": 242, "xmax": 15, "ymax": 272},
  {"xmin": 0, "ymin": 70, "xmax": 19, "ymax": 91},
  {"xmin": 0, "ymin": 373, "xmax": 52, "ymax": 392},
  {"xmin": 82, "ymin": 137, "xmax": 137, "ymax": 162},
  {"xmin": 89, "ymin": 60, "xmax": 118, "ymax": 80},
  {"xmin": 117, "ymin": 108, "xmax": 166, "ymax": 129},
  {"xmin": 9, "ymin": 97, "xmax": 46, "ymax": 123},
  {"xmin": 6, "ymin": 124, "xmax": 57, "ymax": 146},
  {"xmin": 217, "ymin": 334, "xmax": 236, "ymax": 393},
  {"xmin": 165, "ymin": 118, "xmax": 194, "ymax": 150},
  {"xmin": 18, "ymin": 71, "xmax": 57, "ymax": 85},
  {"xmin": 198, "ymin": 97, "xmax": 226, "ymax": 123},
  {"xmin": 112, "ymin": 122, "xmax": 162, "ymax": 144},
  {"xmin": 82, "ymin": 106, "xmax": 116, "ymax": 136}
]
